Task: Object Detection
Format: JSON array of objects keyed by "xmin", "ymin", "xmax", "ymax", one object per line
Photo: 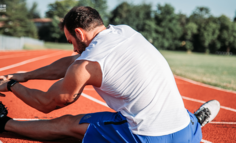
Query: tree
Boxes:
[
  {"xmin": 178, "ymin": 13, "xmax": 187, "ymax": 28},
  {"xmin": 188, "ymin": 7, "xmax": 220, "ymax": 53},
  {"xmin": 109, "ymin": 2, "xmax": 133, "ymax": 26},
  {"xmin": 50, "ymin": 16, "xmax": 64, "ymax": 42},
  {"xmin": 153, "ymin": 4, "xmax": 182, "ymax": 50},
  {"xmin": 46, "ymin": 0, "xmax": 78, "ymax": 18},
  {"xmin": 183, "ymin": 22, "xmax": 198, "ymax": 53},
  {"xmin": 78, "ymin": 0, "xmax": 108, "ymax": 25},
  {"xmin": 199, "ymin": 22, "xmax": 219, "ymax": 53},
  {"xmin": 189, "ymin": 7, "xmax": 210, "ymax": 26},
  {"xmin": 43, "ymin": 0, "xmax": 77, "ymax": 42},
  {"xmin": 27, "ymin": 2, "xmax": 40, "ymax": 19},
  {"xmin": 109, "ymin": 2, "xmax": 156, "ymax": 44},
  {"xmin": 0, "ymin": 0, "xmax": 38, "ymax": 38},
  {"xmin": 38, "ymin": 16, "xmax": 66, "ymax": 42},
  {"xmin": 217, "ymin": 15, "xmax": 236, "ymax": 54}
]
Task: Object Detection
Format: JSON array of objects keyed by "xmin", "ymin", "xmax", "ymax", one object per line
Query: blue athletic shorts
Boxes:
[{"xmin": 79, "ymin": 110, "xmax": 202, "ymax": 143}]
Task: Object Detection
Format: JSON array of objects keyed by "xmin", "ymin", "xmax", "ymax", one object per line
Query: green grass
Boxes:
[
  {"xmin": 23, "ymin": 43, "xmax": 46, "ymax": 50},
  {"xmin": 44, "ymin": 42, "xmax": 73, "ymax": 50},
  {"xmin": 23, "ymin": 42, "xmax": 73, "ymax": 50},
  {"xmin": 159, "ymin": 50, "xmax": 236, "ymax": 91}
]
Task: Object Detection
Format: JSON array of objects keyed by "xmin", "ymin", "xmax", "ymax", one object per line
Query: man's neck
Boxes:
[{"xmin": 85, "ymin": 25, "xmax": 107, "ymax": 46}]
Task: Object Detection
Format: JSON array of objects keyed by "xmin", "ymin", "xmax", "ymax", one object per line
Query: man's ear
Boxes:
[{"xmin": 75, "ymin": 28, "xmax": 85, "ymax": 41}]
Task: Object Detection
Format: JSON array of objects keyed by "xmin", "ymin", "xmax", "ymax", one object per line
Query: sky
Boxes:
[{"xmin": 27, "ymin": 0, "xmax": 236, "ymax": 20}]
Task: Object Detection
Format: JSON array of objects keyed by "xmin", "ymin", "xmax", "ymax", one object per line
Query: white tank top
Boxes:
[{"xmin": 76, "ymin": 25, "xmax": 190, "ymax": 136}]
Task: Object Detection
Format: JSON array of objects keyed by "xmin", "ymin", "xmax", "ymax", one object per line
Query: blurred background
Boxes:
[{"xmin": 0, "ymin": 0, "xmax": 236, "ymax": 91}]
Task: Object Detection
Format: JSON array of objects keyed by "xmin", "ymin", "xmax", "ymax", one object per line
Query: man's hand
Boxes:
[
  {"xmin": 0, "ymin": 79, "xmax": 9, "ymax": 92},
  {"xmin": 0, "ymin": 73, "xmax": 28, "ymax": 82}
]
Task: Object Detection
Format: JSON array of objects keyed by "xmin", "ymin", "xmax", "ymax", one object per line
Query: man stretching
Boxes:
[{"xmin": 0, "ymin": 6, "xmax": 220, "ymax": 142}]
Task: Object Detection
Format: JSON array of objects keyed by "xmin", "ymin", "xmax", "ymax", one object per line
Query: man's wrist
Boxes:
[
  {"xmin": 7, "ymin": 80, "xmax": 18, "ymax": 92},
  {"xmin": 24, "ymin": 72, "xmax": 30, "ymax": 81}
]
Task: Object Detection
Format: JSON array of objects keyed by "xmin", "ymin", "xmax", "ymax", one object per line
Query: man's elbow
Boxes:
[
  {"xmin": 37, "ymin": 102, "xmax": 58, "ymax": 114},
  {"xmin": 39, "ymin": 107, "xmax": 53, "ymax": 114}
]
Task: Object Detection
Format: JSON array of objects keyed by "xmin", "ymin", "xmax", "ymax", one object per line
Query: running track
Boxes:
[{"xmin": 0, "ymin": 50, "xmax": 235, "ymax": 143}]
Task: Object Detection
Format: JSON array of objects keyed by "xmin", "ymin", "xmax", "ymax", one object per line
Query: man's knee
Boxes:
[
  {"xmin": 50, "ymin": 114, "xmax": 88, "ymax": 138},
  {"xmin": 69, "ymin": 114, "xmax": 89, "ymax": 137}
]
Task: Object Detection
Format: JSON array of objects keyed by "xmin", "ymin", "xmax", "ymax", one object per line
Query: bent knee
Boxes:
[
  {"xmin": 69, "ymin": 114, "xmax": 89, "ymax": 137},
  {"xmin": 52, "ymin": 114, "xmax": 89, "ymax": 138}
]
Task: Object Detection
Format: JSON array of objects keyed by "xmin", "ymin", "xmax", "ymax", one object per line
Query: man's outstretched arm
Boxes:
[
  {"xmin": 0, "ymin": 54, "xmax": 80, "ymax": 82},
  {"xmin": 0, "ymin": 60, "xmax": 101, "ymax": 113}
]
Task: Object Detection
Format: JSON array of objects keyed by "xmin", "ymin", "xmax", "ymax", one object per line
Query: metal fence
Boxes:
[{"xmin": 0, "ymin": 35, "xmax": 44, "ymax": 51}]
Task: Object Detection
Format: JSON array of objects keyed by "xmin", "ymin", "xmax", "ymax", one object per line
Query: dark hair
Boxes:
[{"xmin": 59, "ymin": 6, "xmax": 104, "ymax": 37}]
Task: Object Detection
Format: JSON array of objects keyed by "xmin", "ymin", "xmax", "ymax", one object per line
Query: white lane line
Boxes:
[
  {"xmin": 81, "ymin": 93, "xmax": 108, "ymax": 107},
  {"xmin": 182, "ymin": 96, "xmax": 205, "ymax": 104},
  {"xmin": 0, "ymin": 51, "xmax": 63, "ymax": 72},
  {"xmin": 13, "ymin": 93, "xmax": 109, "ymax": 121},
  {"xmin": 15, "ymin": 118, "xmax": 234, "ymax": 125},
  {"xmin": 201, "ymin": 139, "xmax": 212, "ymax": 143},
  {"xmin": 210, "ymin": 122, "xmax": 236, "ymax": 124},
  {"xmin": 0, "ymin": 53, "xmax": 35, "ymax": 59},
  {"xmin": 13, "ymin": 118, "xmax": 42, "ymax": 121},
  {"xmin": 175, "ymin": 75, "xmax": 236, "ymax": 94},
  {"xmin": 182, "ymin": 96, "xmax": 236, "ymax": 113},
  {"xmin": 17, "ymin": 71, "xmax": 27, "ymax": 73}
]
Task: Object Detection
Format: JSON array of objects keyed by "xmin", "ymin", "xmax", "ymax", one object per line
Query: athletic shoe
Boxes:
[
  {"xmin": 0, "ymin": 101, "xmax": 8, "ymax": 119},
  {"xmin": 194, "ymin": 100, "xmax": 220, "ymax": 127},
  {"xmin": 0, "ymin": 101, "xmax": 11, "ymax": 133}
]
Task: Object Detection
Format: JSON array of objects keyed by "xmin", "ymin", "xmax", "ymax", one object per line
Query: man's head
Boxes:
[{"xmin": 60, "ymin": 6, "xmax": 104, "ymax": 54}]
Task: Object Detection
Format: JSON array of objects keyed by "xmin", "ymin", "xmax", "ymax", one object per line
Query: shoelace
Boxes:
[{"xmin": 194, "ymin": 107, "xmax": 211, "ymax": 126}]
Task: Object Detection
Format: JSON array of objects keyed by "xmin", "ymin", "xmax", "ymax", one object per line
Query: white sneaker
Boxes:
[{"xmin": 194, "ymin": 100, "xmax": 220, "ymax": 127}]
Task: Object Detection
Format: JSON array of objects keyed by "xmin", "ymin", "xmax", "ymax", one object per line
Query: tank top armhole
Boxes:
[{"xmin": 75, "ymin": 58, "xmax": 104, "ymax": 89}]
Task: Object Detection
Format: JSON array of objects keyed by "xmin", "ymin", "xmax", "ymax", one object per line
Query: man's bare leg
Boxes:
[{"xmin": 4, "ymin": 114, "xmax": 89, "ymax": 140}]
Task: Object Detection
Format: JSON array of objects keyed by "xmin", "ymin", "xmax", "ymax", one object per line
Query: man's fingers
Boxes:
[
  {"xmin": 0, "ymin": 76, "xmax": 7, "ymax": 80},
  {"xmin": 6, "ymin": 75, "xmax": 13, "ymax": 80},
  {"xmin": 0, "ymin": 75, "xmax": 13, "ymax": 81},
  {"xmin": 0, "ymin": 93, "xmax": 6, "ymax": 97}
]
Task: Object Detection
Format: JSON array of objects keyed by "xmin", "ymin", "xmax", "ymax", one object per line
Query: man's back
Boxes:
[{"xmin": 77, "ymin": 25, "xmax": 190, "ymax": 136}]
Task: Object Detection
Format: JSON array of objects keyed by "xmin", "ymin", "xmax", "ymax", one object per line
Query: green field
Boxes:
[
  {"xmin": 23, "ymin": 42, "xmax": 73, "ymax": 50},
  {"xmin": 159, "ymin": 50, "xmax": 236, "ymax": 91},
  {"xmin": 24, "ymin": 42, "xmax": 236, "ymax": 91},
  {"xmin": 44, "ymin": 42, "xmax": 73, "ymax": 50}
]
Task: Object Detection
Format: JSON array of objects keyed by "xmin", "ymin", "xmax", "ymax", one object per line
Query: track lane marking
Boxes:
[
  {"xmin": 0, "ymin": 53, "xmax": 40, "ymax": 59},
  {"xmin": 13, "ymin": 119, "xmax": 42, "ymax": 121},
  {"xmin": 0, "ymin": 51, "xmax": 63, "ymax": 72},
  {"xmin": 17, "ymin": 71, "xmax": 26, "ymax": 73},
  {"xmin": 201, "ymin": 139, "xmax": 212, "ymax": 143},
  {"xmin": 210, "ymin": 122, "xmax": 236, "ymax": 124},
  {"xmin": 175, "ymin": 75, "xmax": 236, "ymax": 94},
  {"xmin": 182, "ymin": 96, "xmax": 236, "ymax": 112},
  {"xmin": 81, "ymin": 93, "xmax": 109, "ymax": 107}
]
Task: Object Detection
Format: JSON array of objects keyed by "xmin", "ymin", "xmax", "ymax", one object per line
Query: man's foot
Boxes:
[
  {"xmin": 0, "ymin": 101, "xmax": 11, "ymax": 133},
  {"xmin": 194, "ymin": 100, "xmax": 220, "ymax": 127}
]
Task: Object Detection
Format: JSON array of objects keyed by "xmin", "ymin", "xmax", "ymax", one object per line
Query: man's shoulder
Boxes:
[
  {"xmin": 70, "ymin": 60, "xmax": 102, "ymax": 87},
  {"xmin": 72, "ymin": 60, "xmax": 101, "ymax": 74},
  {"xmin": 109, "ymin": 24, "xmax": 136, "ymax": 33}
]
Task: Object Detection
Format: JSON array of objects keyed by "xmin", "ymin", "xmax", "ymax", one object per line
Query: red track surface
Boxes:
[{"xmin": 0, "ymin": 50, "xmax": 235, "ymax": 143}]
